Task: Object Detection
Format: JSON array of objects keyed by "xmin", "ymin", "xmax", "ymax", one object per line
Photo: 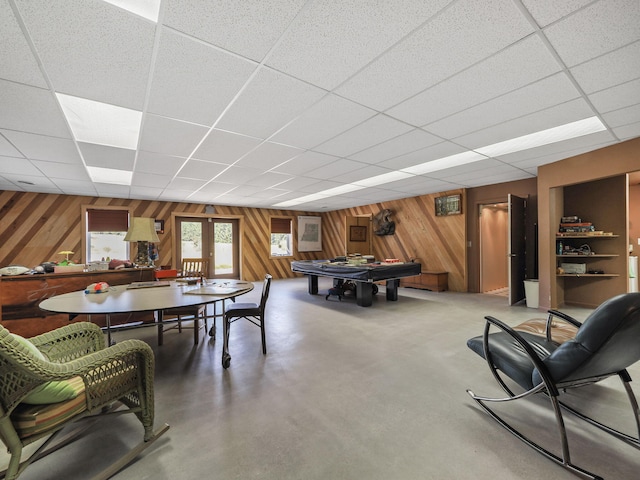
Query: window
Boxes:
[
  {"xmin": 270, "ymin": 217, "xmax": 292, "ymax": 257},
  {"xmin": 86, "ymin": 209, "xmax": 130, "ymax": 262}
]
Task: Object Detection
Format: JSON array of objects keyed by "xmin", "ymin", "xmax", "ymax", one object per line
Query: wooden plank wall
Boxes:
[
  {"xmin": 0, "ymin": 191, "xmax": 324, "ymax": 282},
  {"xmin": 0, "ymin": 188, "xmax": 467, "ymax": 290},
  {"xmin": 321, "ymin": 189, "xmax": 467, "ymax": 291}
]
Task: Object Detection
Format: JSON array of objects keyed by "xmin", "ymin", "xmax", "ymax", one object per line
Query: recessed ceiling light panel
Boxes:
[{"xmin": 56, "ymin": 93, "xmax": 142, "ymax": 150}]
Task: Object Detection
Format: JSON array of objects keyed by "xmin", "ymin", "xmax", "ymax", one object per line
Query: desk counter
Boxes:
[{"xmin": 0, "ymin": 268, "xmax": 154, "ymax": 336}]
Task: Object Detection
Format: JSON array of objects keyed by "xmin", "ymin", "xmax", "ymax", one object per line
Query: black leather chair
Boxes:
[
  {"xmin": 466, "ymin": 292, "xmax": 640, "ymax": 480},
  {"xmin": 222, "ymin": 274, "xmax": 272, "ymax": 369}
]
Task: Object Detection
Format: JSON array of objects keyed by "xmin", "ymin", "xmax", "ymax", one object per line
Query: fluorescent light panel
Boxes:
[
  {"xmin": 86, "ymin": 166, "xmax": 133, "ymax": 185},
  {"xmin": 273, "ymin": 116, "xmax": 606, "ymax": 208},
  {"xmin": 56, "ymin": 93, "xmax": 142, "ymax": 150},
  {"xmin": 401, "ymin": 151, "xmax": 485, "ymax": 175},
  {"xmin": 102, "ymin": 0, "xmax": 161, "ymax": 22},
  {"xmin": 475, "ymin": 117, "xmax": 606, "ymax": 157}
]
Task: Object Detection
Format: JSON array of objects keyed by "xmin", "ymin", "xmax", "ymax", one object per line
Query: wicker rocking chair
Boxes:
[{"xmin": 0, "ymin": 322, "xmax": 169, "ymax": 480}]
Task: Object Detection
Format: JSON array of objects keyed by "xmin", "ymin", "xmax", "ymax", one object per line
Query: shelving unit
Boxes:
[
  {"xmin": 556, "ymin": 235, "xmax": 620, "ymax": 277},
  {"xmin": 550, "ymin": 176, "xmax": 628, "ymax": 309}
]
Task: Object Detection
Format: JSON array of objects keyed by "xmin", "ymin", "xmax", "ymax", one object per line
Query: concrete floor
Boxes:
[{"xmin": 7, "ymin": 277, "xmax": 640, "ymax": 479}]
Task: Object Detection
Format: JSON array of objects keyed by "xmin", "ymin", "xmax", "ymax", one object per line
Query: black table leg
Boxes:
[
  {"xmin": 386, "ymin": 279, "xmax": 400, "ymax": 301},
  {"xmin": 308, "ymin": 274, "xmax": 318, "ymax": 295},
  {"xmin": 356, "ymin": 282, "xmax": 373, "ymax": 307}
]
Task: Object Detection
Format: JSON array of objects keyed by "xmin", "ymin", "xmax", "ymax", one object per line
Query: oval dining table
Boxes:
[{"xmin": 39, "ymin": 279, "xmax": 254, "ymax": 346}]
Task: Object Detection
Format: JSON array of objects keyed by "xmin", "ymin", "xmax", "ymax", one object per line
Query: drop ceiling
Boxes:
[{"xmin": 0, "ymin": 0, "xmax": 638, "ymax": 212}]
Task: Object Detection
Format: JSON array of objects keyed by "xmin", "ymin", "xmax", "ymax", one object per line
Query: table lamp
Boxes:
[{"xmin": 124, "ymin": 217, "xmax": 160, "ymax": 267}]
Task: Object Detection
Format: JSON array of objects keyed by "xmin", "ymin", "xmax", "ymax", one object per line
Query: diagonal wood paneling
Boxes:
[
  {"xmin": 0, "ymin": 189, "xmax": 467, "ymax": 290},
  {"xmin": 320, "ymin": 189, "xmax": 467, "ymax": 291}
]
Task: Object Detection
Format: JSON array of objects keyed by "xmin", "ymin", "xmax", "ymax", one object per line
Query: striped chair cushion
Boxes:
[{"xmin": 11, "ymin": 376, "xmax": 87, "ymax": 439}]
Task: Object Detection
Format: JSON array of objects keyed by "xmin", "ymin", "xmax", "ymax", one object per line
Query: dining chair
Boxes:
[
  {"xmin": 221, "ymin": 274, "xmax": 272, "ymax": 369},
  {"xmin": 161, "ymin": 258, "xmax": 210, "ymax": 344},
  {"xmin": 0, "ymin": 321, "xmax": 168, "ymax": 480}
]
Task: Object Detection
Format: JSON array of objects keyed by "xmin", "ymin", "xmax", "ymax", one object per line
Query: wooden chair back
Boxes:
[{"xmin": 181, "ymin": 258, "xmax": 209, "ymax": 278}]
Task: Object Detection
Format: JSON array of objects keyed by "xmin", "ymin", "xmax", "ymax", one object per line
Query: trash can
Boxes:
[{"xmin": 524, "ymin": 279, "xmax": 539, "ymax": 308}]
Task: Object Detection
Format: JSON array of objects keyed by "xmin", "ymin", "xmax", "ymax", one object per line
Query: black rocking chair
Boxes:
[{"xmin": 466, "ymin": 292, "xmax": 640, "ymax": 480}]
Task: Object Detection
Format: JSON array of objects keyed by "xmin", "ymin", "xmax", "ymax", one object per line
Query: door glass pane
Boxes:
[
  {"xmin": 214, "ymin": 222, "xmax": 233, "ymax": 275},
  {"xmin": 181, "ymin": 221, "xmax": 203, "ymax": 258}
]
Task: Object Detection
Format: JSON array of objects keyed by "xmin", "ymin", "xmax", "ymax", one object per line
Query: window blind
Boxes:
[
  {"xmin": 270, "ymin": 217, "xmax": 292, "ymax": 234},
  {"xmin": 87, "ymin": 209, "xmax": 129, "ymax": 232}
]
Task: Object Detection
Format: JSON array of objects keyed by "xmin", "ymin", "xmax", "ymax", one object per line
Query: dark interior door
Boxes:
[{"xmin": 508, "ymin": 194, "xmax": 526, "ymax": 305}]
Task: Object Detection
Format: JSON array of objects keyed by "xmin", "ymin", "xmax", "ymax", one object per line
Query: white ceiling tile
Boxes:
[
  {"xmin": 235, "ymin": 142, "xmax": 303, "ymax": 170},
  {"xmin": 521, "ymin": 0, "xmax": 592, "ymax": 27},
  {"xmin": 131, "ymin": 172, "xmax": 171, "ymax": 188},
  {"xmin": 212, "ymin": 165, "xmax": 262, "ymax": 184},
  {"xmin": 332, "ymin": 165, "xmax": 396, "ymax": 184},
  {"xmin": 135, "ymin": 151, "xmax": 185, "ymax": 176},
  {"xmin": 0, "ymin": 80, "xmax": 71, "ymax": 138},
  {"xmin": 2, "ymin": 130, "xmax": 80, "ymax": 163},
  {"xmin": 274, "ymin": 175, "xmax": 322, "ymax": 191},
  {"xmin": 193, "ymin": 129, "xmax": 262, "ymax": 164},
  {"xmin": 376, "ymin": 141, "xmax": 465, "ymax": 171},
  {"xmin": 129, "ymin": 186, "xmax": 163, "ymax": 199},
  {"xmin": 453, "ymin": 98, "xmax": 595, "ymax": 149},
  {"xmin": 314, "ymin": 114, "xmax": 413, "ymax": 157},
  {"xmin": 602, "ymin": 104, "xmax": 640, "ymax": 129},
  {"xmin": 50, "ymin": 178, "xmax": 98, "ymax": 195},
  {"xmin": 589, "ymin": 78, "xmax": 640, "ymax": 113},
  {"xmin": 0, "ymin": 0, "xmax": 47, "ymax": 87},
  {"xmin": 542, "ymin": 0, "xmax": 640, "ymax": 67},
  {"xmin": 79, "ymin": 142, "xmax": 135, "ymax": 169},
  {"xmin": 612, "ymin": 121, "xmax": 640, "ymax": 140},
  {"xmin": 30, "ymin": 160, "xmax": 89, "ymax": 181},
  {"xmin": 244, "ymin": 171, "xmax": 292, "ymax": 188},
  {"xmin": 197, "ymin": 181, "xmax": 236, "ymax": 195},
  {"xmin": 271, "ymin": 151, "xmax": 340, "ymax": 176},
  {"xmin": 266, "ymin": 0, "xmax": 452, "ymax": 90},
  {"xmin": 387, "ymin": 35, "xmax": 562, "ymax": 126},
  {"xmin": 270, "ymin": 94, "xmax": 376, "ymax": 149},
  {"xmin": 303, "ymin": 159, "xmax": 368, "ymax": 180},
  {"xmin": 348, "ymin": 129, "xmax": 442, "ymax": 164},
  {"xmin": 177, "ymin": 159, "xmax": 228, "ymax": 180},
  {"xmin": 157, "ymin": 188, "xmax": 193, "ymax": 201},
  {"xmin": 425, "ymin": 73, "xmax": 581, "ymax": 138},
  {"xmin": 15, "ymin": 0, "xmax": 155, "ymax": 109},
  {"xmin": 460, "ymin": 169, "xmax": 533, "ymax": 187},
  {"xmin": 0, "ymin": 157, "xmax": 41, "ymax": 176},
  {"xmin": 570, "ymin": 41, "xmax": 640, "ymax": 94},
  {"xmin": 0, "ymin": 132, "xmax": 25, "ymax": 157},
  {"xmin": 336, "ymin": 0, "xmax": 534, "ymax": 110},
  {"xmin": 147, "ymin": 29, "xmax": 256, "ymax": 126},
  {"xmin": 163, "ymin": 0, "xmax": 307, "ymax": 61},
  {"xmin": 216, "ymin": 67, "xmax": 326, "ymax": 139},
  {"xmin": 139, "ymin": 114, "xmax": 209, "ymax": 157},
  {"xmin": 168, "ymin": 177, "xmax": 207, "ymax": 191}
]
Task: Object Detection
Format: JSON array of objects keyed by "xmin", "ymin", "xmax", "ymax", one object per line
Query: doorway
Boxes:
[
  {"xmin": 175, "ymin": 216, "xmax": 240, "ymax": 279},
  {"xmin": 479, "ymin": 203, "xmax": 509, "ymax": 296}
]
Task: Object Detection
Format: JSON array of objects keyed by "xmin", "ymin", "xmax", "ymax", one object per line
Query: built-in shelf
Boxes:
[
  {"xmin": 556, "ymin": 254, "xmax": 619, "ymax": 258},
  {"xmin": 557, "ymin": 274, "xmax": 620, "ymax": 277}
]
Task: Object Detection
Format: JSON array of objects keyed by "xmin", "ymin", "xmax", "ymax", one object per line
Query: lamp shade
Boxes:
[{"xmin": 124, "ymin": 217, "xmax": 160, "ymax": 243}]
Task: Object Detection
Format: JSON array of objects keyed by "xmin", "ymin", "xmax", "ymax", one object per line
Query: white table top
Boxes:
[{"xmin": 39, "ymin": 280, "xmax": 254, "ymax": 315}]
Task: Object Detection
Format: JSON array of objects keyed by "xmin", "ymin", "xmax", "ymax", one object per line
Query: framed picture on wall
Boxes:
[
  {"xmin": 298, "ymin": 216, "xmax": 322, "ymax": 252},
  {"xmin": 154, "ymin": 219, "xmax": 165, "ymax": 234},
  {"xmin": 350, "ymin": 225, "xmax": 367, "ymax": 242},
  {"xmin": 435, "ymin": 194, "xmax": 462, "ymax": 216}
]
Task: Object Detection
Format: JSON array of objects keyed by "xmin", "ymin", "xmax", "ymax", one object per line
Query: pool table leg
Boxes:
[
  {"xmin": 307, "ymin": 274, "xmax": 318, "ymax": 294},
  {"xmin": 356, "ymin": 282, "xmax": 373, "ymax": 307},
  {"xmin": 386, "ymin": 279, "xmax": 400, "ymax": 301}
]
